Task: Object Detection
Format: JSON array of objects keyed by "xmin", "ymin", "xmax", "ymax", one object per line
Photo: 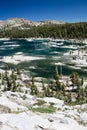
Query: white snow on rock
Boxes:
[
  {"xmin": 0, "ymin": 96, "xmax": 28, "ymax": 112},
  {"xmin": 0, "ymin": 54, "xmax": 45, "ymax": 64},
  {"xmin": 0, "ymin": 91, "xmax": 87, "ymax": 130},
  {"xmin": 43, "ymin": 97, "xmax": 64, "ymax": 106},
  {"xmin": 0, "ymin": 111, "xmax": 87, "ymax": 130},
  {"xmin": 80, "ymin": 112, "xmax": 87, "ymax": 124},
  {"xmin": 0, "ymin": 92, "xmax": 87, "ymax": 130},
  {"xmin": 0, "ymin": 112, "xmax": 50, "ymax": 130}
]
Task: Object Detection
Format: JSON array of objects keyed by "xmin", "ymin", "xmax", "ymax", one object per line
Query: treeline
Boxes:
[
  {"xmin": 0, "ymin": 65, "xmax": 87, "ymax": 105},
  {"xmin": 0, "ymin": 22, "xmax": 87, "ymax": 39}
]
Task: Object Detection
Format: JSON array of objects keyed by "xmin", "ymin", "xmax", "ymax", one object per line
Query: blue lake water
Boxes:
[{"xmin": 0, "ymin": 39, "xmax": 87, "ymax": 79}]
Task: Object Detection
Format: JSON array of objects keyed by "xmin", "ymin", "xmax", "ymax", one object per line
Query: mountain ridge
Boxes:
[{"xmin": 0, "ymin": 17, "xmax": 66, "ymax": 29}]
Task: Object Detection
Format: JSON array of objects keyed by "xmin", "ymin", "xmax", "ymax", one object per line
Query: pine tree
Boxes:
[
  {"xmin": 3, "ymin": 83, "xmax": 7, "ymax": 91},
  {"xmin": 30, "ymin": 77, "xmax": 38, "ymax": 95},
  {"xmin": 4, "ymin": 64, "xmax": 8, "ymax": 79},
  {"xmin": 55, "ymin": 79, "xmax": 61, "ymax": 91},
  {"xmin": 54, "ymin": 66, "xmax": 59, "ymax": 81},
  {"xmin": 54, "ymin": 66, "xmax": 61, "ymax": 91},
  {"xmin": 67, "ymin": 92, "xmax": 72, "ymax": 104},
  {"xmin": 45, "ymin": 83, "xmax": 51, "ymax": 97},
  {"xmin": 66, "ymin": 78, "xmax": 69, "ymax": 88},
  {"xmin": 11, "ymin": 70, "xmax": 16, "ymax": 80},
  {"xmin": 50, "ymin": 80, "xmax": 55, "ymax": 90},
  {"xmin": 41, "ymin": 79, "xmax": 45, "ymax": 90},
  {"xmin": 81, "ymin": 77, "xmax": 84, "ymax": 86},
  {"xmin": 12, "ymin": 79, "xmax": 17, "ymax": 92},
  {"xmin": 76, "ymin": 80, "xmax": 81, "ymax": 102},
  {"xmin": 6, "ymin": 77, "xmax": 12, "ymax": 91},
  {"xmin": 61, "ymin": 83, "xmax": 66, "ymax": 97},
  {"xmin": 16, "ymin": 67, "xmax": 21, "ymax": 75},
  {"xmin": 70, "ymin": 72, "xmax": 79, "ymax": 88}
]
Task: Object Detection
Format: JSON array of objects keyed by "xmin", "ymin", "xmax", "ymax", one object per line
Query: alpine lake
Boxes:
[{"xmin": 0, "ymin": 39, "xmax": 87, "ymax": 79}]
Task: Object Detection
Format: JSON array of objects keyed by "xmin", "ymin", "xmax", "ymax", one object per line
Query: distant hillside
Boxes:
[
  {"xmin": 0, "ymin": 18, "xmax": 87, "ymax": 39},
  {"xmin": 0, "ymin": 18, "xmax": 65, "ymax": 29}
]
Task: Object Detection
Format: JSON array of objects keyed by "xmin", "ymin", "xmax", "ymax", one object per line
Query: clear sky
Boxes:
[{"xmin": 0, "ymin": 0, "xmax": 87, "ymax": 22}]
